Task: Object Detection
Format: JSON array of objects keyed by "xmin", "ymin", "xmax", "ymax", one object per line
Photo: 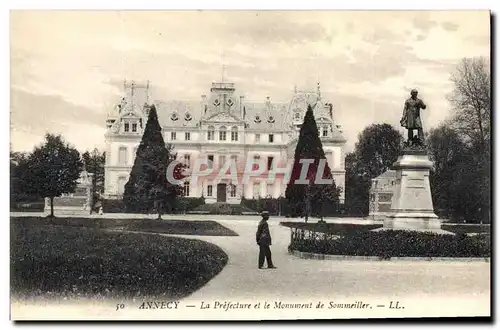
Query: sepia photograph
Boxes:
[{"xmin": 9, "ymin": 9, "xmax": 491, "ymax": 321}]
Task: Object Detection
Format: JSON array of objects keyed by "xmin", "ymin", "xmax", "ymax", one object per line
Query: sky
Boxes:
[{"xmin": 10, "ymin": 10, "xmax": 490, "ymax": 153}]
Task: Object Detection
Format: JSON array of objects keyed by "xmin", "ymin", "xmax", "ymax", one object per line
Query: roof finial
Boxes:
[
  {"xmin": 294, "ymin": 84, "xmax": 297, "ymax": 94},
  {"xmin": 221, "ymin": 51, "xmax": 226, "ymax": 83},
  {"xmin": 146, "ymin": 80, "xmax": 150, "ymax": 104},
  {"xmin": 317, "ymin": 81, "xmax": 321, "ymax": 98},
  {"xmin": 131, "ymin": 80, "xmax": 135, "ymax": 98}
]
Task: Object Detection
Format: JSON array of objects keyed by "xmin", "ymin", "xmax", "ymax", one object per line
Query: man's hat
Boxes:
[
  {"xmin": 261, "ymin": 210, "xmax": 269, "ymax": 216},
  {"xmin": 410, "ymin": 89, "xmax": 418, "ymax": 94}
]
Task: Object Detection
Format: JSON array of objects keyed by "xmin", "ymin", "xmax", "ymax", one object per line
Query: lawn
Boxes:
[
  {"xmin": 13, "ymin": 216, "xmax": 238, "ymax": 236},
  {"xmin": 11, "ymin": 221, "xmax": 229, "ymax": 301}
]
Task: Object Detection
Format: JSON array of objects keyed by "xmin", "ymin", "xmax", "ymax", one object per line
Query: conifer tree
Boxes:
[
  {"xmin": 285, "ymin": 105, "xmax": 340, "ymax": 222},
  {"xmin": 123, "ymin": 105, "xmax": 185, "ymax": 218}
]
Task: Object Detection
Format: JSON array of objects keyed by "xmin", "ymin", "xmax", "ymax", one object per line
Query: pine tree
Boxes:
[
  {"xmin": 123, "ymin": 105, "xmax": 185, "ymax": 218},
  {"xmin": 285, "ymin": 105, "xmax": 340, "ymax": 222}
]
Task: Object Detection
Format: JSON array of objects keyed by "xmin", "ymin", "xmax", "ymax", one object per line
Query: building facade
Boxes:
[
  {"xmin": 44, "ymin": 171, "xmax": 94, "ymax": 215},
  {"xmin": 104, "ymin": 80, "xmax": 347, "ymax": 204},
  {"xmin": 368, "ymin": 170, "xmax": 396, "ymax": 219}
]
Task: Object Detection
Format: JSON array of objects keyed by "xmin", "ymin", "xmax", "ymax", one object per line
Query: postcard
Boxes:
[{"xmin": 10, "ymin": 10, "xmax": 491, "ymax": 321}]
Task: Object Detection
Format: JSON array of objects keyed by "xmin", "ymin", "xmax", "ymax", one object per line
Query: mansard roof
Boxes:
[
  {"xmin": 108, "ymin": 81, "xmax": 344, "ymax": 137},
  {"xmin": 154, "ymin": 100, "xmax": 201, "ymax": 128}
]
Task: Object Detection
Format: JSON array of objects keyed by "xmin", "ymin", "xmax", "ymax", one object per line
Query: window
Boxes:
[
  {"xmin": 229, "ymin": 184, "xmax": 237, "ymax": 197},
  {"xmin": 171, "ymin": 132, "xmax": 176, "ymax": 140},
  {"xmin": 219, "ymin": 126, "xmax": 227, "ymax": 141},
  {"xmin": 207, "ymin": 185, "xmax": 213, "ymax": 197},
  {"xmin": 268, "ymin": 134, "xmax": 274, "ymax": 143},
  {"xmin": 231, "ymin": 126, "xmax": 238, "ymax": 141},
  {"xmin": 267, "ymin": 156, "xmax": 274, "ymax": 171},
  {"xmin": 294, "ymin": 112, "xmax": 301, "ymax": 120},
  {"xmin": 132, "ymin": 123, "xmax": 137, "ymax": 132},
  {"xmin": 207, "ymin": 126, "xmax": 215, "ymax": 141},
  {"xmin": 219, "ymin": 155, "xmax": 226, "ymax": 168},
  {"xmin": 184, "ymin": 181, "xmax": 190, "ymax": 197},
  {"xmin": 253, "ymin": 182, "xmax": 260, "ymax": 199},
  {"xmin": 117, "ymin": 176, "xmax": 127, "ymax": 195},
  {"xmin": 124, "ymin": 123, "xmax": 130, "ymax": 132},
  {"xmin": 322, "ymin": 128, "xmax": 328, "ymax": 137},
  {"xmin": 255, "ymin": 134, "xmax": 260, "ymax": 143},
  {"xmin": 184, "ymin": 154, "xmax": 191, "ymax": 168},
  {"xmin": 185, "ymin": 132, "xmax": 191, "ymax": 141},
  {"xmin": 267, "ymin": 184, "xmax": 273, "ymax": 197},
  {"xmin": 118, "ymin": 146, "xmax": 127, "ymax": 165},
  {"xmin": 207, "ymin": 155, "xmax": 214, "ymax": 169}
]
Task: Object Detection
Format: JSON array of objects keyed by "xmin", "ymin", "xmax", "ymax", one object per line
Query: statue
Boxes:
[{"xmin": 400, "ymin": 89, "xmax": 427, "ymax": 146}]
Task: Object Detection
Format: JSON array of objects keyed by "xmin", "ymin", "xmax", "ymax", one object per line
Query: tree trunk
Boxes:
[
  {"xmin": 305, "ymin": 192, "xmax": 310, "ymax": 224},
  {"xmin": 50, "ymin": 197, "xmax": 54, "ymax": 217},
  {"xmin": 157, "ymin": 200, "xmax": 162, "ymax": 220}
]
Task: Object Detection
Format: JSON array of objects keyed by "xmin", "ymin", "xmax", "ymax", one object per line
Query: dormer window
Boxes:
[
  {"xmin": 171, "ymin": 112, "xmax": 179, "ymax": 121},
  {"xmin": 124, "ymin": 123, "xmax": 130, "ymax": 132},
  {"xmin": 268, "ymin": 116, "xmax": 275, "ymax": 123},
  {"xmin": 226, "ymin": 98, "xmax": 234, "ymax": 107},
  {"xmin": 213, "ymin": 98, "xmax": 220, "ymax": 106},
  {"xmin": 185, "ymin": 113, "xmax": 192, "ymax": 121},
  {"xmin": 294, "ymin": 113, "xmax": 301, "ymax": 120},
  {"xmin": 132, "ymin": 123, "xmax": 138, "ymax": 132},
  {"xmin": 254, "ymin": 115, "xmax": 262, "ymax": 123}
]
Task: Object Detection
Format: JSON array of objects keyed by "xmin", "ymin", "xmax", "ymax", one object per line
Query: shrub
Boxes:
[
  {"xmin": 289, "ymin": 228, "xmax": 490, "ymax": 258},
  {"xmin": 102, "ymin": 197, "xmax": 205, "ymax": 214},
  {"xmin": 191, "ymin": 203, "xmax": 257, "ymax": 215}
]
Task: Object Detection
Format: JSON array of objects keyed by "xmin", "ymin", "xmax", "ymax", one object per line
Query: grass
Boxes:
[
  {"xmin": 12, "ymin": 216, "xmax": 238, "ymax": 236},
  {"xmin": 442, "ymin": 224, "xmax": 491, "ymax": 235},
  {"xmin": 10, "ymin": 221, "xmax": 229, "ymax": 301}
]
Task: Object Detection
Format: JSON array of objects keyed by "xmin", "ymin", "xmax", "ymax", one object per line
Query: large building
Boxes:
[
  {"xmin": 368, "ymin": 170, "xmax": 397, "ymax": 220},
  {"xmin": 104, "ymin": 80, "xmax": 347, "ymax": 204}
]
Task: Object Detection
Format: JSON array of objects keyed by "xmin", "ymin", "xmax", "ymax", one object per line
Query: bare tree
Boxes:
[
  {"xmin": 448, "ymin": 57, "xmax": 491, "ymax": 152},
  {"xmin": 448, "ymin": 57, "xmax": 491, "ymax": 223}
]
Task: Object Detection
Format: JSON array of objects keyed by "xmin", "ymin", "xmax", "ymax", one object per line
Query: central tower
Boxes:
[{"xmin": 210, "ymin": 82, "xmax": 236, "ymax": 113}]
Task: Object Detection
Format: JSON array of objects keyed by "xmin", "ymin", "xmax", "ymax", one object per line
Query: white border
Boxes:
[{"xmin": 2, "ymin": 1, "xmax": 498, "ymax": 329}]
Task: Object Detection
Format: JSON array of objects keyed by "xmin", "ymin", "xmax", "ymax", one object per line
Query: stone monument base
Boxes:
[{"xmin": 377, "ymin": 148, "xmax": 453, "ymax": 235}]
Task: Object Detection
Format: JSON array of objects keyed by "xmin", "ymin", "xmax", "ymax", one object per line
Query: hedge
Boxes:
[
  {"xmin": 191, "ymin": 203, "xmax": 257, "ymax": 215},
  {"xmin": 289, "ymin": 228, "xmax": 490, "ymax": 258},
  {"xmin": 102, "ymin": 197, "xmax": 205, "ymax": 214}
]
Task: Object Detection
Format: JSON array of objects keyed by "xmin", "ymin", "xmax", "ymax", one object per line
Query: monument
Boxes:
[
  {"xmin": 381, "ymin": 89, "xmax": 447, "ymax": 233},
  {"xmin": 44, "ymin": 171, "xmax": 94, "ymax": 216}
]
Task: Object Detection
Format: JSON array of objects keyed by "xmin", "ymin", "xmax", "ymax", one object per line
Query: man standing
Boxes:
[
  {"xmin": 400, "ymin": 89, "xmax": 427, "ymax": 142},
  {"xmin": 256, "ymin": 211, "xmax": 276, "ymax": 269}
]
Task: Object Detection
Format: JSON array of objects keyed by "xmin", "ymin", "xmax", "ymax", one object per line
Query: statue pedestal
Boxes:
[{"xmin": 378, "ymin": 149, "xmax": 451, "ymax": 234}]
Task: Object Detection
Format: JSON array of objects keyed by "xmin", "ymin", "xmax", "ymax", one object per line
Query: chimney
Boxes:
[
  {"xmin": 201, "ymin": 94, "xmax": 208, "ymax": 116},
  {"xmin": 239, "ymin": 96, "xmax": 245, "ymax": 118}
]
